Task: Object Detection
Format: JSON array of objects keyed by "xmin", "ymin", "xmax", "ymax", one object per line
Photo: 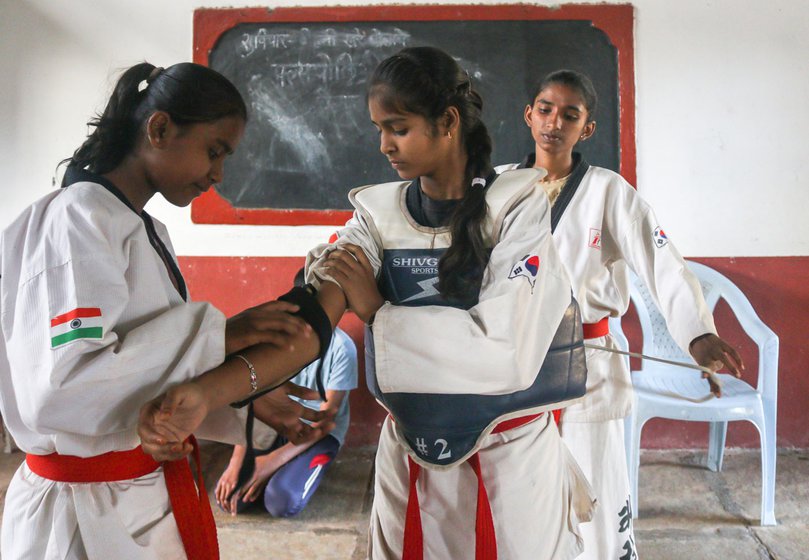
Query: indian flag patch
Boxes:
[{"xmin": 50, "ymin": 308, "xmax": 103, "ymax": 348}]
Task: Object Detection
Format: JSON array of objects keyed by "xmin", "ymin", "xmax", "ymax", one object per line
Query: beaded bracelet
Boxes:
[{"xmin": 233, "ymin": 354, "xmax": 258, "ymax": 394}]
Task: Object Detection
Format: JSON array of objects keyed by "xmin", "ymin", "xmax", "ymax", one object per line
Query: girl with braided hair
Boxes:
[{"xmin": 309, "ymin": 46, "xmax": 596, "ymax": 559}]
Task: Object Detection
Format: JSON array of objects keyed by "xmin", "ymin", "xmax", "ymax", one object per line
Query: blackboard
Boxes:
[{"xmin": 193, "ymin": 6, "xmax": 634, "ymax": 224}]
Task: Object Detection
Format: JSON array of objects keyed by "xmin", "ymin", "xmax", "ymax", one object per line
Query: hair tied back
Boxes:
[
  {"xmin": 471, "ymin": 177, "xmax": 487, "ymax": 188},
  {"xmin": 138, "ymin": 66, "xmax": 164, "ymax": 93}
]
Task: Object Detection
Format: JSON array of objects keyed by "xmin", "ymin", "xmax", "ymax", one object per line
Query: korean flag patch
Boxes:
[
  {"xmin": 508, "ymin": 254, "xmax": 540, "ymax": 292},
  {"xmin": 653, "ymin": 227, "xmax": 668, "ymax": 248}
]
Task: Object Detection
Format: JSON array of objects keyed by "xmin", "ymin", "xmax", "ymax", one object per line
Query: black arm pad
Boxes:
[{"xmin": 230, "ymin": 283, "xmax": 333, "ymax": 408}]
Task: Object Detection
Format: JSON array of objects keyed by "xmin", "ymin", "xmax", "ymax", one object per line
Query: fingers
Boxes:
[
  {"xmin": 215, "ymin": 478, "xmax": 232, "ymax": 508},
  {"xmin": 226, "ymin": 301, "xmax": 313, "ymax": 354},
  {"xmin": 250, "ymin": 314, "xmax": 310, "ymax": 336},
  {"xmin": 138, "ymin": 400, "xmax": 174, "ymax": 446},
  {"xmin": 342, "ymin": 243, "xmax": 374, "ymax": 272},
  {"xmin": 323, "ymin": 257, "xmax": 355, "ymax": 286},
  {"xmin": 138, "ymin": 398, "xmax": 190, "ymax": 461},
  {"xmin": 702, "ymin": 372, "xmax": 722, "ymax": 398},
  {"xmin": 691, "ymin": 335, "xmax": 744, "ymax": 378},
  {"xmin": 242, "ymin": 316, "xmax": 312, "ymax": 350},
  {"xmin": 283, "ymin": 382, "xmax": 321, "ymax": 401},
  {"xmin": 243, "ymin": 481, "xmax": 261, "ymax": 503},
  {"xmin": 298, "ymin": 405, "xmax": 335, "ymax": 425},
  {"xmin": 142, "ymin": 439, "xmax": 193, "ymax": 463},
  {"xmin": 252, "ymin": 301, "xmax": 300, "ymax": 314},
  {"xmin": 325, "ymin": 248, "xmax": 364, "ymax": 277},
  {"xmin": 227, "ymin": 493, "xmax": 240, "ymax": 515},
  {"xmin": 158, "ymin": 388, "xmax": 182, "ymax": 417},
  {"xmin": 249, "ymin": 331, "xmax": 298, "ymax": 352},
  {"xmin": 284, "ymin": 423, "xmax": 317, "ymax": 445},
  {"xmin": 720, "ymin": 343, "xmax": 744, "ymax": 377}
]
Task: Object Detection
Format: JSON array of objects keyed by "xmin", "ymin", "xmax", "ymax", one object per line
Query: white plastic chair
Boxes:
[{"xmin": 615, "ymin": 260, "xmax": 778, "ymax": 526}]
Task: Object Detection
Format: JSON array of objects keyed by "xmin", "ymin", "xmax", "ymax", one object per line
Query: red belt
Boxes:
[
  {"xmin": 26, "ymin": 435, "xmax": 218, "ymax": 560},
  {"xmin": 583, "ymin": 317, "xmax": 609, "ymax": 339},
  {"xmin": 402, "ymin": 413, "xmax": 543, "ymax": 560},
  {"xmin": 552, "ymin": 318, "xmax": 609, "ymax": 426}
]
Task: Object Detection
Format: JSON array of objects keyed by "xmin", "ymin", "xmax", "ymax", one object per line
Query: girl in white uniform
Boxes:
[
  {"xmin": 0, "ymin": 62, "xmax": 328, "ymax": 560},
  {"xmin": 497, "ymin": 70, "xmax": 745, "ymax": 560},
  {"xmin": 139, "ymin": 48, "xmax": 596, "ymax": 560}
]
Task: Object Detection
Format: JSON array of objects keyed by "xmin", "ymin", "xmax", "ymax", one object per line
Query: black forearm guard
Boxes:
[{"xmin": 230, "ymin": 283, "xmax": 333, "ymax": 408}]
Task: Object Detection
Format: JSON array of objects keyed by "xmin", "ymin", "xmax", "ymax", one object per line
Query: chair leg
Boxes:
[
  {"xmin": 707, "ymin": 421, "xmax": 727, "ymax": 472},
  {"xmin": 758, "ymin": 408, "xmax": 777, "ymax": 526}
]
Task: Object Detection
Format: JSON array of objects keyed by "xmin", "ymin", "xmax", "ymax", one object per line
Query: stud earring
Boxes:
[{"xmin": 447, "ymin": 130, "xmax": 453, "ymax": 139}]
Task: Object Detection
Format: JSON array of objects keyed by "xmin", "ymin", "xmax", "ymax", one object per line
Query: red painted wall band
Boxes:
[{"xmin": 179, "ymin": 255, "xmax": 809, "ymax": 449}]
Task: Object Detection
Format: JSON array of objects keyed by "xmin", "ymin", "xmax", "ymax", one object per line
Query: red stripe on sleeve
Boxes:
[{"xmin": 50, "ymin": 307, "xmax": 102, "ymax": 327}]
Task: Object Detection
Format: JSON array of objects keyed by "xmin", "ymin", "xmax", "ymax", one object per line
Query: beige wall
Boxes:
[{"xmin": 1, "ymin": 0, "xmax": 807, "ymax": 258}]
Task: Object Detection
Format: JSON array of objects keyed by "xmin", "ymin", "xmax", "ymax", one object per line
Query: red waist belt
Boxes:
[
  {"xmin": 582, "ymin": 317, "xmax": 609, "ymax": 339},
  {"xmin": 402, "ymin": 413, "xmax": 543, "ymax": 560},
  {"xmin": 26, "ymin": 435, "xmax": 218, "ymax": 560}
]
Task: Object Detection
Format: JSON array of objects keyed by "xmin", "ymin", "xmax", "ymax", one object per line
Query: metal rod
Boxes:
[{"xmin": 583, "ymin": 343, "xmax": 723, "ymax": 389}]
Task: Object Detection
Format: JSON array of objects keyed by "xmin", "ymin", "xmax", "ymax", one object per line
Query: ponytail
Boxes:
[
  {"xmin": 67, "ymin": 63, "xmax": 156, "ymax": 178},
  {"xmin": 369, "ymin": 47, "xmax": 494, "ymax": 300},
  {"xmin": 63, "ymin": 61, "xmax": 247, "ymax": 184}
]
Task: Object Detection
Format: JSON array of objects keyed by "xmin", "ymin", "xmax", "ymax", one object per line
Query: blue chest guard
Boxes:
[
  {"xmin": 365, "ymin": 266, "xmax": 586, "ymax": 469},
  {"xmin": 357, "ymin": 170, "xmax": 587, "ymax": 469}
]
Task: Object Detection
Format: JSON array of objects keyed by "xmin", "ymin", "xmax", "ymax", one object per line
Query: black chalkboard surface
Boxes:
[{"xmin": 209, "ymin": 20, "xmax": 618, "ymax": 211}]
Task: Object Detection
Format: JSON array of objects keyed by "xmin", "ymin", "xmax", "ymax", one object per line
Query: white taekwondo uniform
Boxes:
[
  {"xmin": 307, "ymin": 169, "xmax": 595, "ymax": 560},
  {"xmin": 498, "ymin": 155, "xmax": 716, "ymax": 560},
  {"xmin": 0, "ymin": 170, "xmax": 244, "ymax": 560}
]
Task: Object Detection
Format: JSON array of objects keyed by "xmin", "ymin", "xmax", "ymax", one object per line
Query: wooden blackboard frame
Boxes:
[{"xmin": 192, "ymin": 4, "xmax": 635, "ymax": 226}]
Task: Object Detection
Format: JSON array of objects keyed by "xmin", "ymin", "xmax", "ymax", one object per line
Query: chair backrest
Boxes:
[
  {"xmin": 628, "ymin": 261, "xmax": 724, "ymax": 369},
  {"xmin": 627, "ymin": 260, "xmax": 779, "ymax": 399}
]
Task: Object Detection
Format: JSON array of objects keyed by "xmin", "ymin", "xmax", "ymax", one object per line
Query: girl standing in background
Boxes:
[{"xmin": 497, "ymin": 69, "xmax": 744, "ymax": 559}]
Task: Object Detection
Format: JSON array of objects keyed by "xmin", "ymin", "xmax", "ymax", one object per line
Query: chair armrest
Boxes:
[{"xmin": 717, "ymin": 281, "xmax": 779, "ymax": 399}]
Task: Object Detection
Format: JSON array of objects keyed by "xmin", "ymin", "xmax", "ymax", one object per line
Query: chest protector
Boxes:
[{"xmin": 357, "ymin": 169, "xmax": 587, "ymax": 470}]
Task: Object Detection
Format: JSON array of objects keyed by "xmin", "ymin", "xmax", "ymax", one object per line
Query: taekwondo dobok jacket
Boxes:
[
  {"xmin": 497, "ymin": 159, "xmax": 717, "ymax": 421},
  {"xmin": 0, "ymin": 176, "xmax": 243, "ymax": 559}
]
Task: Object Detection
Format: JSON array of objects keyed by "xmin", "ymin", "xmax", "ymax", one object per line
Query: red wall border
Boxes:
[
  {"xmin": 192, "ymin": 4, "xmax": 636, "ymax": 225},
  {"xmin": 179, "ymin": 255, "xmax": 809, "ymax": 448}
]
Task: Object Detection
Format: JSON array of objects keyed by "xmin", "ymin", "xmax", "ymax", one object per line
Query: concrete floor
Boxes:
[{"xmin": 1, "ymin": 444, "xmax": 807, "ymax": 559}]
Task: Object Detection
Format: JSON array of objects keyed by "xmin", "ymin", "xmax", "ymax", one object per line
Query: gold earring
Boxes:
[{"xmin": 447, "ymin": 130, "xmax": 453, "ymax": 139}]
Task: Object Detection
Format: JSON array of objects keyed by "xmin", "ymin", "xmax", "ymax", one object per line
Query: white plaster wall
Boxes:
[{"xmin": 1, "ymin": 0, "xmax": 807, "ymax": 257}]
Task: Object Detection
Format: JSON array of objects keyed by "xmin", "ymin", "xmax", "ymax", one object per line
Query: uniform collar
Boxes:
[{"xmin": 62, "ymin": 166, "xmax": 139, "ymax": 215}]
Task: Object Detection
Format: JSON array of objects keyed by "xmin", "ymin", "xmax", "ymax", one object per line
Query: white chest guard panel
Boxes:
[{"xmin": 357, "ymin": 170, "xmax": 587, "ymax": 469}]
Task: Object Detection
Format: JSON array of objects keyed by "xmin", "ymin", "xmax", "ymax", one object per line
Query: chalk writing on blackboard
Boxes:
[
  {"xmin": 209, "ymin": 20, "xmax": 619, "ymax": 212},
  {"xmin": 240, "ymin": 27, "xmax": 410, "ymax": 57}
]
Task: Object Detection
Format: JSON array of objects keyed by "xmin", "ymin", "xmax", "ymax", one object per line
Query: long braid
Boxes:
[{"xmin": 438, "ymin": 80, "xmax": 494, "ymax": 300}]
